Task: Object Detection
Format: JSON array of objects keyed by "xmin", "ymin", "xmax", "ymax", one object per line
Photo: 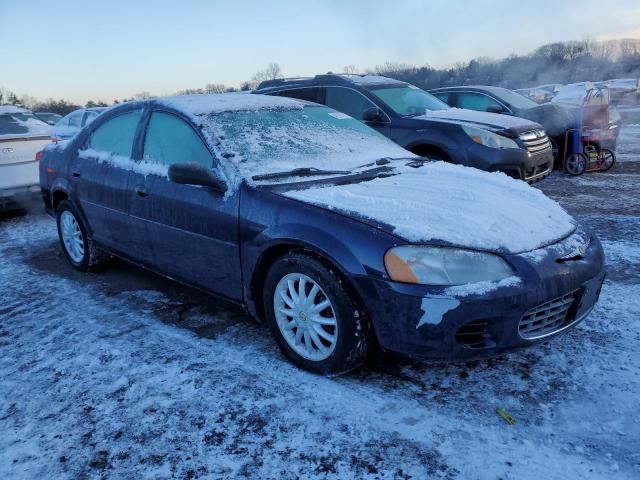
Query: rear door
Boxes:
[
  {"xmin": 129, "ymin": 110, "xmax": 242, "ymax": 299},
  {"xmin": 73, "ymin": 108, "xmax": 143, "ymax": 253},
  {"xmin": 0, "ymin": 113, "xmax": 50, "ymax": 192}
]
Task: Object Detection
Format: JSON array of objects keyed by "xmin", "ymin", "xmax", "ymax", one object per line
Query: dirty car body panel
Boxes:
[{"xmin": 39, "ymin": 95, "xmax": 605, "ymax": 363}]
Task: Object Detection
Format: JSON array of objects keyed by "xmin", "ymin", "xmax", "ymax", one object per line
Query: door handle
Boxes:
[
  {"xmin": 136, "ymin": 187, "xmax": 149, "ymax": 197},
  {"xmin": 72, "ymin": 170, "xmax": 81, "ymax": 177}
]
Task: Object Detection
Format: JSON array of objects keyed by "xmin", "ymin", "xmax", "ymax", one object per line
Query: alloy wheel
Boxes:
[
  {"xmin": 60, "ymin": 210, "xmax": 85, "ymax": 264},
  {"xmin": 273, "ymin": 273, "xmax": 338, "ymax": 361}
]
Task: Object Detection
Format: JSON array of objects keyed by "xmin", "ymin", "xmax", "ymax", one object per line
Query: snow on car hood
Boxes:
[
  {"xmin": 416, "ymin": 108, "xmax": 538, "ymax": 131},
  {"xmin": 284, "ymin": 162, "xmax": 576, "ymax": 254}
]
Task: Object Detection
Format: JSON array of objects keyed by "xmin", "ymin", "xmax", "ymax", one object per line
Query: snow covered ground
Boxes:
[{"xmin": 1, "ymin": 128, "xmax": 639, "ymax": 480}]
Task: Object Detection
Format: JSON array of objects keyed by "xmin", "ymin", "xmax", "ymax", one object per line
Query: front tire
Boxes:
[
  {"xmin": 263, "ymin": 252, "xmax": 370, "ymax": 375},
  {"xmin": 565, "ymin": 153, "xmax": 587, "ymax": 176},
  {"xmin": 56, "ymin": 200, "xmax": 107, "ymax": 271}
]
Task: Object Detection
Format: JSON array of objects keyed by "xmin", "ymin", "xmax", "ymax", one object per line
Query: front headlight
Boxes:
[
  {"xmin": 384, "ymin": 246, "xmax": 514, "ymax": 286},
  {"xmin": 462, "ymin": 125, "xmax": 519, "ymax": 149}
]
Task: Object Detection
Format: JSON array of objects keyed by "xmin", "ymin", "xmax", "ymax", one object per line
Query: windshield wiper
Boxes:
[{"xmin": 252, "ymin": 167, "xmax": 352, "ymax": 181}]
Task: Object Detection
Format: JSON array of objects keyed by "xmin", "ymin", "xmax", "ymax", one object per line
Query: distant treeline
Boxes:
[
  {"xmin": 2, "ymin": 39, "xmax": 639, "ymax": 115},
  {"xmin": 369, "ymin": 39, "xmax": 640, "ymax": 91}
]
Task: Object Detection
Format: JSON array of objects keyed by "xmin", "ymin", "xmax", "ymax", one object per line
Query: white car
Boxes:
[{"xmin": 0, "ymin": 106, "xmax": 51, "ymax": 211}]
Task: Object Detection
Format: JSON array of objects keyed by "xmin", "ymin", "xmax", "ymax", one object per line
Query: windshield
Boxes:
[
  {"xmin": 207, "ymin": 105, "xmax": 412, "ymax": 182},
  {"xmin": 369, "ymin": 86, "xmax": 450, "ymax": 116},
  {"xmin": 491, "ymin": 87, "xmax": 538, "ymax": 109}
]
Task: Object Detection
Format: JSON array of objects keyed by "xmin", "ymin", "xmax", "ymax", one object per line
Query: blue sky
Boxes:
[{"xmin": 1, "ymin": 0, "xmax": 638, "ymax": 104}]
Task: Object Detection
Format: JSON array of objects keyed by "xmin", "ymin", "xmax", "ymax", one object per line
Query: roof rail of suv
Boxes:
[
  {"xmin": 257, "ymin": 77, "xmax": 313, "ymax": 89},
  {"xmin": 257, "ymin": 73, "xmax": 372, "ymax": 90}
]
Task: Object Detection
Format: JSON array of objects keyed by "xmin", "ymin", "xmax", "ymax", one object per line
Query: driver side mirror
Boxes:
[
  {"xmin": 362, "ymin": 107, "xmax": 386, "ymax": 123},
  {"xmin": 168, "ymin": 162, "xmax": 227, "ymax": 193},
  {"xmin": 487, "ymin": 105, "xmax": 507, "ymax": 114}
]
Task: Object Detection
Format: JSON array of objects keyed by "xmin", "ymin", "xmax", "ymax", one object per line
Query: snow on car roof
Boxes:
[
  {"xmin": 0, "ymin": 105, "xmax": 29, "ymax": 114},
  {"xmin": 158, "ymin": 93, "xmax": 305, "ymax": 116},
  {"xmin": 285, "ymin": 162, "xmax": 575, "ymax": 254},
  {"xmin": 342, "ymin": 75, "xmax": 405, "ymax": 86}
]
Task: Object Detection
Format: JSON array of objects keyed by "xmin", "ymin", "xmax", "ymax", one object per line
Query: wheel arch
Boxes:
[
  {"xmin": 51, "ymin": 188, "xmax": 69, "ymax": 213},
  {"xmin": 407, "ymin": 143, "xmax": 452, "ymax": 161},
  {"xmin": 249, "ymin": 241, "xmax": 369, "ymax": 326}
]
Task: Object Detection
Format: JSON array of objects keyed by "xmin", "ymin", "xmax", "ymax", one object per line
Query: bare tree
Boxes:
[
  {"xmin": 343, "ymin": 64, "xmax": 358, "ymax": 74},
  {"xmin": 249, "ymin": 62, "xmax": 283, "ymax": 89},
  {"xmin": 204, "ymin": 83, "xmax": 227, "ymax": 94}
]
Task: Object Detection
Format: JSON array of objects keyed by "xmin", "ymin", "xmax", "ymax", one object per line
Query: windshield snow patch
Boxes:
[{"xmin": 202, "ymin": 106, "xmax": 413, "ymax": 185}]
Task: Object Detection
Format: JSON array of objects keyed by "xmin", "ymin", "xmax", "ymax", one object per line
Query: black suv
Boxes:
[{"xmin": 255, "ymin": 74, "xmax": 554, "ymax": 183}]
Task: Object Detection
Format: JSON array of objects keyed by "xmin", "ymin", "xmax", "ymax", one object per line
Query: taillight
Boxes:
[{"xmin": 35, "ymin": 151, "xmax": 43, "ymax": 161}]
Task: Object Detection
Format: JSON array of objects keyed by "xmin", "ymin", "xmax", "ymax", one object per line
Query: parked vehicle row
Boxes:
[
  {"xmin": 0, "ymin": 106, "xmax": 109, "ymax": 211},
  {"xmin": 256, "ymin": 75, "xmax": 554, "ymax": 183},
  {"xmin": 0, "ymin": 106, "xmax": 51, "ymax": 211},
  {"xmin": 430, "ymin": 84, "xmax": 620, "ymax": 169},
  {"xmin": 515, "ymin": 78, "xmax": 639, "ymax": 106},
  {"xmin": 38, "ymin": 94, "xmax": 606, "ymax": 374}
]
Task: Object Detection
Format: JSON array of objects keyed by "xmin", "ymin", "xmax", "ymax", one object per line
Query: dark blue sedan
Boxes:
[{"xmin": 39, "ymin": 94, "xmax": 606, "ymax": 375}]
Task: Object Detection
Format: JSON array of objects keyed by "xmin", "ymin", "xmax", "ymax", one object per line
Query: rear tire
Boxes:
[
  {"xmin": 263, "ymin": 252, "xmax": 370, "ymax": 375},
  {"xmin": 56, "ymin": 200, "xmax": 108, "ymax": 271},
  {"xmin": 599, "ymin": 149, "xmax": 616, "ymax": 172}
]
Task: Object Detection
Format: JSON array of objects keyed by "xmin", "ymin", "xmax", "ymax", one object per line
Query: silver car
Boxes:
[{"xmin": 51, "ymin": 107, "xmax": 107, "ymax": 142}]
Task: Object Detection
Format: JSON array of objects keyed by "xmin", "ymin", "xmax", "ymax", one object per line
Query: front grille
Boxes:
[
  {"xmin": 520, "ymin": 129, "xmax": 552, "ymax": 155},
  {"xmin": 518, "ymin": 289, "xmax": 582, "ymax": 340}
]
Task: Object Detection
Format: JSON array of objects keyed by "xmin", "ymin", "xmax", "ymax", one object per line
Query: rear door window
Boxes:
[
  {"xmin": 457, "ymin": 92, "xmax": 503, "ymax": 112},
  {"xmin": 87, "ymin": 110, "xmax": 142, "ymax": 157},
  {"xmin": 277, "ymin": 87, "xmax": 320, "ymax": 103},
  {"xmin": 142, "ymin": 112, "xmax": 212, "ymax": 168},
  {"xmin": 323, "ymin": 87, "xmax": 377, "ymax": 120},
  {"xmin": 432, "ymin": 92, "xmax": 450, "ymax": 105}
]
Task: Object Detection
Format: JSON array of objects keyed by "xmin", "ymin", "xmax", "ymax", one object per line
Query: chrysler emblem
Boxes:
[{"xmin": 1, "ymin": 147, "xmax": 14, "ymax": 154}]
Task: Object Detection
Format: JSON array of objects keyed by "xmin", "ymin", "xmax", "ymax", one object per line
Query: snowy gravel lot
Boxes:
[{"xmin": 1, "ymin": 128, "xmax": 639, "ymax": 480}]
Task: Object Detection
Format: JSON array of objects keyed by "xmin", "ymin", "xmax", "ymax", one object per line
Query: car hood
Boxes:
[
  {"xmin": 415, "ymin": 108, "xmax": 540, "ymax": 133},
  {"xmin": 283, "ymin": 162, "xmax": 576, "ymax": 254}
]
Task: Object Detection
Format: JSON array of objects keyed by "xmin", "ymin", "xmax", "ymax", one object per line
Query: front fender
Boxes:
[{"xmin": 239, "ymin": 186, "xmax": 402, "ymax": 318}]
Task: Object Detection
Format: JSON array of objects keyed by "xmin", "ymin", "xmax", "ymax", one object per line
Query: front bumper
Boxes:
[
  {"xmin": 466, "ymin": 143, "xmax": 553, "ymax": 183},
  {"xmin": 354, "ymin": 232, "xmax": 606, "ymax": 361}
]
